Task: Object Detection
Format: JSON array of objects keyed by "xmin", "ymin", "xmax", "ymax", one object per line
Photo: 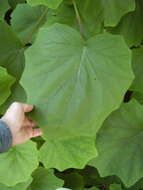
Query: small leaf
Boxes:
[
  {"xmin": 110, "ymin": 184, "xmax": 122, "ymax": 190},
  {"xmin": 30, "ymin": 167, "xmax": 64, "ymax": 190},
  {"xmin": 63, "ymin": 172, "xmax": 84, "ymax": 190},
  {"xmin": 132, "ymin": 91, "xmax": 143, "ymax": 105},
  {"xmin": 110, "ymin": 0, "xmax": 143, "ymax": 46},
  {"xmin": 0, "ymin": 141, "xmax": 38, "ymax": 186},
  {"xmin": 27, "ymin": 0, "xmax": 63, "ymax": 9},
  {"xmin": 56, "ymin": 189, "xmax": 71, "ymax": 190},
  {"xmin": 76, "ymin": 0, "xmax": 135, "ymax": 27},
  {"xmin": 84, "ymin": 188, "xmax": 99, "ymax": 190},
  {"xmin": 76, "ymin": 0, "xmax": 104, "ymax": 37},
  {"xmin": 0, "ymin": 67, "xmax": 15, "ymax": 106},
  {"xmin": 11, "ymin": 4, "xmax": 48, "ymax": 44},
  {"xmin": 102, "ymin": 0, "xmax": 135, "ymax": 26},
  {"xmin": 0, "ymin": 82, "xmax": 27, "ymax": 114},
  {"xmin": 44, "ymin": 2, "xmax": 76, "ymax": 29},
  {"xmin": 0, "ymin": 22, "xmax": 24, "ymax": 80}
]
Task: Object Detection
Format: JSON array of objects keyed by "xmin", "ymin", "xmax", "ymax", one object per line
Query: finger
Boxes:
[
  {"xmin": 21, "ymin": 103, "xmax": 34, "ymax": 113},
  {"xmin": 28, "ymin": 118, "xmax": 38, "ymax": 126},
  {"xmin": 7, "ymin": 102, "xmax": 34, "ymax": 114},
  {"xmin": 29, "ymin": 121, "xmax": 37, "ymax": 128},
  {"xmin": 30, "ymin": 128, "xmax": 43, "ymax": 138},
  {"xmin": 23, "ymin": 117, "xmax": 37, "ymax": 128}
]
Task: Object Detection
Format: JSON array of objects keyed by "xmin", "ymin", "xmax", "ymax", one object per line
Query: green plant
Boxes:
[{"xmin": 0, "ymin": 0, "xmax": 143, "ymax": 189}]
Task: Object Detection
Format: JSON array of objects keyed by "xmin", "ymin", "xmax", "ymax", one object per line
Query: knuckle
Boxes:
[
  {"xmin": 12, "ymin": 101, "xmax": 19, "ymax": 106},
  {"xmin": 10, "ymin": 102, "xmax": 21, "ymax": 109}
]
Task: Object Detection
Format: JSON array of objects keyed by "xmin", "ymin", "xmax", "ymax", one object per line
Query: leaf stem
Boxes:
[{"xmin": 72, "ymin": 0, "xmax": 83, "ymax": 35}]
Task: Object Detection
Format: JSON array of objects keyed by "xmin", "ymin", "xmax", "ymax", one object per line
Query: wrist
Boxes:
[
  {"xmin": 1, "ymin": 117, "xmax": 14, "ymax": 142},
  {"xmin": 1, "ymin": 117, "xmax": 15, "ymax": 146},
  {"xmin": 0, "ymin": 120, "xmax": 13, "ymax": 153}
]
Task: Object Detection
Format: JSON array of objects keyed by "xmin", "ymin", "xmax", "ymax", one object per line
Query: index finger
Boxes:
[{"xmin": 21, "ymin": 103, "xmax": 34, "ymax": 113}]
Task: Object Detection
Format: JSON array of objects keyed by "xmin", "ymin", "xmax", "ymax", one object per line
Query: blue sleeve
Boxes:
[{"xmin": 0, "ymin": 120, "xmax": 12, "ymax": 153}]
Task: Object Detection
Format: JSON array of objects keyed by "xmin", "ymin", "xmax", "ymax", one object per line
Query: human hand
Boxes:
[{"xmin": 1, "ymin": 102, "xmax": 42, "ymax": 146}]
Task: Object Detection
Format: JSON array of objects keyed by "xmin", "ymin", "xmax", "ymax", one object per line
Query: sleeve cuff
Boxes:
[{"xmin": 0, "ymin": 120, "xmax": 12, "ymax": 153}]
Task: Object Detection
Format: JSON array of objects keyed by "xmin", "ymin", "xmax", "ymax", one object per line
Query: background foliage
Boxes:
[{"xmin": 0, "ymin": 0, "xmax": 143, "ymax": 189}]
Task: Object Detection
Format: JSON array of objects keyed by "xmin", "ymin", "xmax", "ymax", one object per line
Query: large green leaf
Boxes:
[
  {"xmin": 39, "ymin": 136, "xmax": 97, "ymax": 171},
  {"xmin": 30, "ymin": 167, "xmax": 64, "ymax": 190},
  {"xmin": 0, "ymin": 67, "xmax": 15, "ymax": 106},
  {"xmin": 0, "ymin": 178, "xmax": 32, "ymax": 190},
  {"xmin": 27, "ymin": 0, "xmax": 63, "ymax": 9},
  {"xmin": 0, "ymin": 0, "xmax": 10, "ymax": 20},
  {"xmin": 0, "ymin": 141, "xmax": 38, "ymax": 186},
  {"xmin": 11, "ymin": 4, "xmax": 48, "ymax": 44},
  {"xmin": 130, "ymin": 48, "xmax": 143, "ymax": 93},
  {"xmin": 0, "ymin": 22, "xmax": 24, "ymax": 80},
  {"xmin": 21, "ymin": 24, "xmax": 133, "ymax": 140},
  {"xmin": 89, "ymin": 99, "xmax": 143, "ymax": 187},
  {"xmin": 110, "ymin": 0, "xmax": 143, "ymax": 47}
]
